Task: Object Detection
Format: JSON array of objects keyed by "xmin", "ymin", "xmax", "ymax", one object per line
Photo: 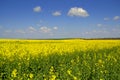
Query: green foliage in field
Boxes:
[{"xmin": 0, "ymin": 39, "xmax": 120, "ymax": 80}]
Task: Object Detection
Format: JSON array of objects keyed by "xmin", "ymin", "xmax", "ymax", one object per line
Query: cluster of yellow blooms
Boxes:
[{"xmin": 0, "ymin": 39, "xmax": 120, "ymax": 79}]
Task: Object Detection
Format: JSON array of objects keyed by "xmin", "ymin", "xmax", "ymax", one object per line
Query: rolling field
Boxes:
[{"xmin": 0, "ymin": 39, "xmax": 120, "ymax": 80}]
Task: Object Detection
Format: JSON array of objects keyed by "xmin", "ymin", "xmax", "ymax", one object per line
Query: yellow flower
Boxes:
[
  {"xmin": 29, "ymin": 73, "xmax": 34, "ymax": 78},
  {"xmin": 11, "ymin": 69, "xmax": 17, "ymax": 77},
  {"xmin": 50, "ymin": 66, "xmax": 54, "ymax": 72},
  {"xmin": 73, "ymin": 76, "xmax": 77, "ymax": 80},
  {"xmin": 50, "ymin": 75, "xmax": 56, "ymax": 80},
  {"xmin": 67, "ymin": 69, "xmax": 71, "ymax": 75},
  {"xmin": 98, "ymin": 59, "xmax": 103, "ymax": 64}
]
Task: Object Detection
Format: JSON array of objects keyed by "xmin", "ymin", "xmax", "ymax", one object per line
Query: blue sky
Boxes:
[{"xmin": 0, "ymin": 0, "xmax": 120, "ymax": 38}]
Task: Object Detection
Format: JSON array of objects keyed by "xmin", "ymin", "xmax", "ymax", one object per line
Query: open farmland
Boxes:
[{"xmin": 0, "ymin": 39, "xmax": 120, "ymax": 80}]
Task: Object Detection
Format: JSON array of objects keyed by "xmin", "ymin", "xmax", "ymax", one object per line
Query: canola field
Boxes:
[{"xmin": 0, "ymin": 39, "xmax": 120, "ymax": 80}]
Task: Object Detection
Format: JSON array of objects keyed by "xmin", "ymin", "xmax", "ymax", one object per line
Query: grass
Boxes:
[{"xmin": 0, "ymin": 39, "xmax": 120, "ymax": 80}]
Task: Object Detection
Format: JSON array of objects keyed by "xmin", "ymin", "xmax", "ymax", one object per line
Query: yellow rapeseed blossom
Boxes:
[
  {"xmin": 29, "ymin": 73, "xmax": 34, "ymax": 78},
  {"xmin": 50, "ymin": 75, "xmax": 56, "ymax": 80},
  {"xmin": 11, "ymin": 69, "xmax": 17, "ymax": 77},
  {"xmin": 0, "ymin": 39, "xmax": 120, "ymax": 79},
  {"xmin": 67, "ymin": 69, "xmax": 71, "ymax": 75}
]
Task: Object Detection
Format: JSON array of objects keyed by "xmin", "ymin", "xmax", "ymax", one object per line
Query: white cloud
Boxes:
[
  {"xmin": 52, "ymin": 11, "xmax": 61, "ymax": 16},
  {"xmin": 40, "ymin": 26, "xmax": 51, "ymax": 33},
  {"xmin": 83, "ymin": 30, "xmax": 109, "ymax": 37},
  {"xmin": 68, "ymin": 7, "xmax": 89, "ymax": 17},
  {"xmin": 104, "ymin": 18, "xmax": 109, "ymax": 21},
  {"xmin": 28, "ymin": 26, "xmax": 36, "ymax": 32},
  {"xmin": 53, "ymin": 27, "xmax": 58, "ymax": 30},
  {"xmin": 97, "ymin": 24, "xmax": 102, "ymax": 27},
  {"xmin": 112, "ymin": 28, "xmax": 120, "ymax": 33},
  {"xmin": 4, "ymin": 30, "xmax": 12, "ymax": 33},
  {"xmin": 15, "ymin": 30, "xmax": 26, "ymax": 34},
  {"xmin": 113, "ymin": 16, "xmax": 120, "ymax": 20},
  {"xmin": 33, "ymin": 6, "xmax": 41, "ymax": 12}
]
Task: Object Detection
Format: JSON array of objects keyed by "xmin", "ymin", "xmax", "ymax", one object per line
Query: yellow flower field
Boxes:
[{"xmin": 0, "ymin": 39, "xmax": 120, "ymax": 80}]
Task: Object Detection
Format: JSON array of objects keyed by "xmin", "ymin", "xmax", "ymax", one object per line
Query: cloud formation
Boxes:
[
  {"xmin": 28, "ymin": 26, "xmax": 36, "ymax": 32},
  {"xmin": 113, "ymin": 16, "xmax": 120, "ymax": 20},
  {"xmin": 97, "ymin": 24, "xmax": 102, "ymax": 27},
  {"xmin": 40, "ymin": 26, "xmax": 51, "ymax": 33},
  {"xmin": 53, "ymin": 27, "xmax": 58, "ymax": 30},
  {"xmin": 104, "ymin": 18, "xmax": 109, "ymax": 21},
  {"xmin": 52, "ymin": 11, "xmax": 61, "ymax": 16},
  {"xmin": 33, "ymin": 6, "xmax": 41, "ymax": 12},
  {"xmin": 68, "ymin": 7, "xmax": 89, "ymax": 17},
  {"xmin": 4, "ymin": 30, "xmax": 12, "ymax": 33},
  {"xmin": 15, "ymin": 30, "xmax": 26, "ymax": 34}
]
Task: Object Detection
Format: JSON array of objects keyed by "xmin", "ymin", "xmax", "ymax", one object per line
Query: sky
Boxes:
[{"xmin": 0, "ymin": 0, "xmax": 120, "ymax": 39}]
